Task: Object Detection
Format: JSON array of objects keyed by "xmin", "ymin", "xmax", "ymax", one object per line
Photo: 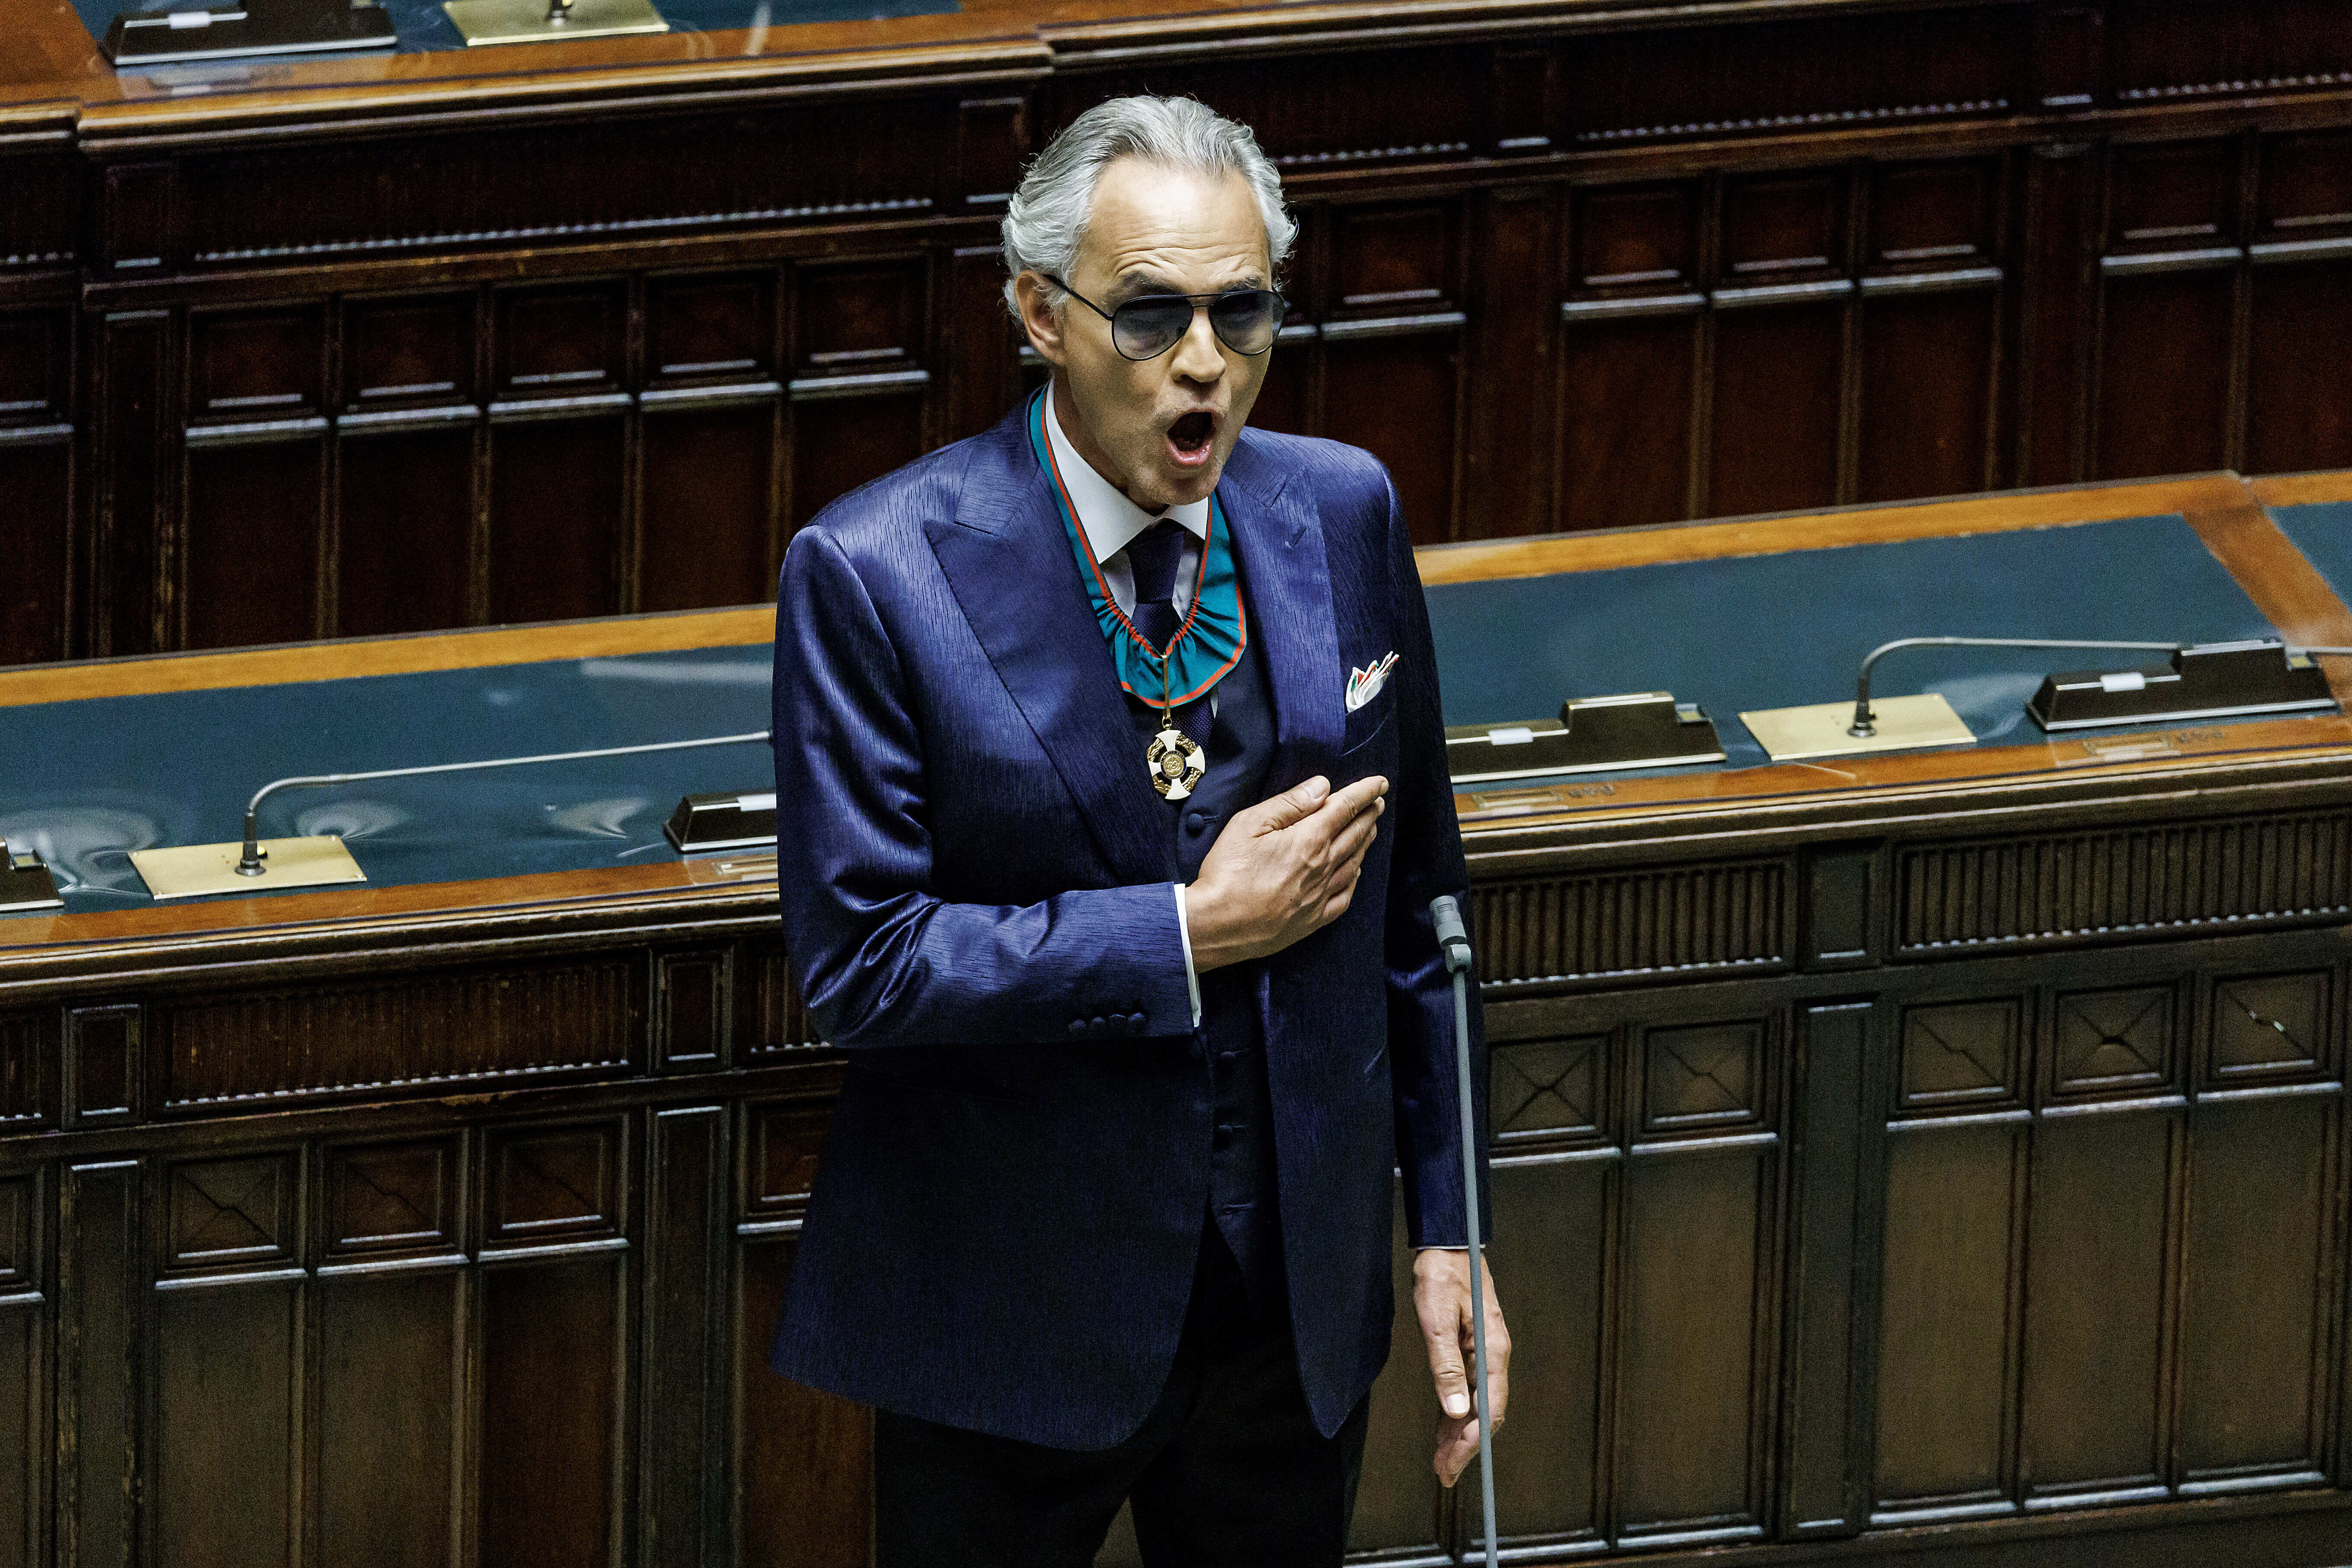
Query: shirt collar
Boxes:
[{"xmin": 1043, "ymin": 383, "xmax": 1210, "ymax": 566}]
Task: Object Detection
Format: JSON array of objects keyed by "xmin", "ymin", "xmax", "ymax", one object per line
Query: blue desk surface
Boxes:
[
  {"xmin": 0, "ymin": 510, "xmax": 2306, "ymax": 918},
  {"xmin": 2272, "ymin": 501, "xmax": 2352, "ymax": 606},
  {"xmin": 1424, "ymin": 512, "xmax": 2276, "ymax": 777},
  {"xmin": 3, "ymin": 643, "xmax": 773, "ymax": 915}
]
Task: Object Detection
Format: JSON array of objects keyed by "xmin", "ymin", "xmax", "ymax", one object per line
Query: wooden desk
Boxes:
[
  {"xmin": 3, "ymin": 1, "xmax": 2350, "ymax": 670},
  {"xmin": 2, "ymin": 469, "xmax": 2349, "ymax": 1565}
]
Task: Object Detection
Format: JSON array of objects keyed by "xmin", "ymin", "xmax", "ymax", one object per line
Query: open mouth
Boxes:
[{"xmin": 1167, "ymin": 411, "xmax": 1217, "ymax": 464}]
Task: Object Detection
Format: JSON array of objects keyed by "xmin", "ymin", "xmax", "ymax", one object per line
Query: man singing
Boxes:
[{"xmin": 769, "ymin": 95, "xmax": 1510, "ymax": 1564}]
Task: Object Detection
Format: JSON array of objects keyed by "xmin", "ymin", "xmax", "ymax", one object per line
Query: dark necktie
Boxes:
[{"xmin": 1125, "ymin": 518, "xmax": 1188, "ymax": 656}]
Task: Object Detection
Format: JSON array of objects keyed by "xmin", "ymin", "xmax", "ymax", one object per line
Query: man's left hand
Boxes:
[{"xmin": 1412, "ymin": 1247, "xmax": 1511, "ymax": 1487}]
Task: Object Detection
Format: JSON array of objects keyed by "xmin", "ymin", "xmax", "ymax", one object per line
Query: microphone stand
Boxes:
[
  {"xmin": 1431, "ymin": 894, "xmax": 1498, "ymax": 1568},
  {"xmin": 1847, "ymin": 637, "xmax": 2182, "ymax": 737},
  {"xmin": 233, "ymin": 730, "xmax": 771, "ymax": 875}
]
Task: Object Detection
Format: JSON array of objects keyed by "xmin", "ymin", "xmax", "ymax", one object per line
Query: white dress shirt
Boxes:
[{"xmin": 1043, "ymin": 385, "xmax": 1206, "ymax": 1026}]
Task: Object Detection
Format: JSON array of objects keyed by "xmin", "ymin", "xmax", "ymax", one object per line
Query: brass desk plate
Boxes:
[
  {"xmin": 131, "ymin": 835, "xmax": 366, "ymax": 900},
  {"xmin": 1741, "ymin": 692, "xmax": 1977, "ymax": 762},
  {"xmin": 444, "ymin": 0, "xmax": 667, "ymax": 46}
]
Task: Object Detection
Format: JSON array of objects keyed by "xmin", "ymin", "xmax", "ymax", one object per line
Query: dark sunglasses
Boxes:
[{"xmin": 1044, "ymin": 275, "xmax": 1288, "ymax": 361}]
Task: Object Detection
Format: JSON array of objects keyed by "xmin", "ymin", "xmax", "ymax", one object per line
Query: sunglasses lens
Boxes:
[
  {"xmin": 1105, "ymin": 291, "xmax": 1288, "ymax": 358},
  {"xmin": 1209, "ymin": 291, "xmax": 1283, "ymax": 354},
  {"xmin": 1111, "ymin": 300, "xmax": 1193, "ymax": 359}
]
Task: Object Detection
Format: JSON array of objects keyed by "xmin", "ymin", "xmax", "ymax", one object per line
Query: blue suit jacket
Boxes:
[{"xmin": 768, "ymin": 401, "xmax": 1488, "ymax": 1449}]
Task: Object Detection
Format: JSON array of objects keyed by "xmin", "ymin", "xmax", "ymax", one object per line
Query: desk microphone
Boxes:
[
  {"xmin": 233, "ymin": 730, "xmax": 772, "ymax": 875},
  {"xmin": 127, "ymin": 730, "xmax": 772, "ymax": 900},
  {"xmin": 1848, "ymin": 637, "xmax": 2182, "ymax": 737}
]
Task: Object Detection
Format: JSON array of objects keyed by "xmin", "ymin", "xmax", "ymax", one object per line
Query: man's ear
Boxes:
[{"xmin": 1013, "ymin": 272, "xmax": 1067, "ymax": 368}]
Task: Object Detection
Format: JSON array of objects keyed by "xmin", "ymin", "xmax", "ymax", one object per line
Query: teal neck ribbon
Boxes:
[{"xmin": 1027, "ymin": 391, "xmax": 1247, "ymax": 708}]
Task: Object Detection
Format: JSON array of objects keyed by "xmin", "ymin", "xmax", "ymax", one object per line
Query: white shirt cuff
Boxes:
[{"xmin": 1172, "ymin": 882, "xmax": 1203, "ymax": 1027}]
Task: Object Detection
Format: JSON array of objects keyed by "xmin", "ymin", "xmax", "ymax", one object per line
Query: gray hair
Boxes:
[{"xmin": 1001, "ymin": 96, "xmax": 1296, "ymax": 320}]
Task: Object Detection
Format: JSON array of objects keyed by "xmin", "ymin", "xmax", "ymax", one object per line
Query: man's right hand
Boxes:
[{"xmin": 1185, "ymin": 774, "xmax": 1387, "ymax": 973}]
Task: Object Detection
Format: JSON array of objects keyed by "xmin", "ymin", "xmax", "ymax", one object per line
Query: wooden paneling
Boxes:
[
  {"xmin": 183, "ymin": 440, "xmax": 323, "ymax": 650},
  {"xmin": 317, "ymin": 1270, "xmax": 461, "ymax": 1568},
  {"xmin": 1616, "ymin": 1146, "xmax": 1770, "ymax": 1541},
  {"xmin": 1472, "ymin": 860, "xmax": 1786, "ymax": 989},
  {"xmin": 0, "ymin": 1294, "xmax": 37, "ymax": 1568},
  {"xmin": 641, "ymin": 406, "xmax": 778, "ymax": 612},
  {"xmin": 479, "ymin": 1255, "xmax": 625, "ymax": 1567},
  {"xmin": 155, "ymin": 1282, "xmax": 300, "ymax": 1568},
  {"xmin": 93, "ymin": 310, "xmax": 169, "ymax": 657},
  {"xmin": 2109, "ymin": 0, "xmax": 2352, "ymax": 102},
  {"xmin": 345, "ymin": 293, "xmax": 476, "ymax": 410},
  {"xmin": 2095, "ymin": 269, "xmax": 2235, "ymax": 479},
  {"xmin": 61, "ymin": 1161, "xmax": 139, "ymax": 1568},
  {"xmin": 1874, "ymin": 1121, "xmax": 2021, "ymax": 1514},
  {"xmin": 487, "ymin": 416, "xmax": 628, "ymax": 623},
  {"xmin": 336, "ymin": 428, "xmax": 477, "ymax": 638},
  {"xmin": 1347, "ymin": 1193, "xmax": 1443, "ymax": 1556},
  {"xmin": 1898, "ymin": 812, "xmax": 2352, "ymax": 955},
  {"xmin": 1486, "ymin": 1156, "xmax": 1606, "ymax": 1547},
  {"xmin": 0, "ymin": 1015, "xmax": 44, "ymax": 1129},
  {"xmin": 2246, "ymin": 260, "xmax": 2352, "ymax": 475},
  {"xmin": 2018, "ymin": 1110, "xmax": 2174, "ymax": 1500},
  {"xmin": 0, "ymin": 441, "xmax": 68, "ymax": 666},
  {"xmin": 8, "ymin": 10, "xmax": 2348, "ymax": 659},
  {"xmin": 643, "ymin": 1106, "xmax": 726, "ymax": 1566},
  {"xmin": 736, "ymin": 1237, "xmax": 870, "ymax": 1568},
  {"xmin": 2178, "ymin": 1095, "xmax": 2334, "ymax": 1488},
  {"xmin": 1559, "ymin": 312, "xmax": 1697, "ymax": 531},
  {"xmin": 1709, "ymin": 303, "xmax": 1845, "ymax": 518},
  {"xmin": 1858, "ymin": 289, "xmax": 1997, "ymax": 503},
  {"xmin": 0, "ymin": 1168, "xmax": 40, "ymax": 1568},
  {"xmin": 160, "ymin": 960, "xmax": 641, "ymax": 1107}
]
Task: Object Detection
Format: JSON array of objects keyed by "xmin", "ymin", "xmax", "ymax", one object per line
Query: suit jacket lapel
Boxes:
[
  {"xmin": 1222, "ymin": 434, "xmax": 1343, "ymax": 791},
  {"xmin": 926, "ymin": 412, "xmax": 1175, "ymax": 885}
]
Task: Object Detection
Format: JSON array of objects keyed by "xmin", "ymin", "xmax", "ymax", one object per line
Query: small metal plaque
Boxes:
[
  {"xmin": 443, "ymin": 0, "xmax": 666, "ymax": 46},
  {"xmin": 1741, "ymin": 693, "xmax": 1977, "ymax": 762},
  {"xmin": 130, "ymin": 835, "xmax": 366, "ymax": 901}
]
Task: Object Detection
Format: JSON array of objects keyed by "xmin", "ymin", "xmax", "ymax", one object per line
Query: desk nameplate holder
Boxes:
[
  {"xmin": 0, "ymin": 838, "xmax": 65, "ymax": 914},
  {"xmin": 1448, "ymin": 692, "xmax": 1727, "ymax": 783},
  {"xmin": 126, "ymin": 730, "xmax": 771, "ymax": 902},
  {"xmin": 131, "ymin": 836, "xmax": 365, "ymax": 901},
  {"xmin": 2029, "ymin": 641, "xmax": 2339, "ymax": 730},
  {"xmin": 443, "ymin": 0, "xmax": 666, "ymax": 46},
  {"xmin": 666, "ymin": 790, "xmax": 778, "ymax": 853},
  {"xmin": 104, "ymin": 0, "xmax": 396, "ymax": 65}
]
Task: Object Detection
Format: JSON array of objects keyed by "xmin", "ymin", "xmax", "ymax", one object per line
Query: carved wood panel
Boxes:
[
  {"xmin": 160, "ymin": 958, "xmax": 643, "ymax": 1107},
  {"xmin": 1898, "ymin": 809, "xmax": 2352, "ymax": 955},
  {"xmin": 1473, "ymin": 859, "xmax": 1787, "ymax": 989},
  {"xmin": 1869, "ymin": 942, "xmax": 2349, "ymax": 1526}
]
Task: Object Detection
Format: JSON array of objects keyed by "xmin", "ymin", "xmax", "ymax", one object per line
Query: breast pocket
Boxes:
[{"xmin": 1336, "ymin": 698, "xmax": 1395, "ymax": 777}]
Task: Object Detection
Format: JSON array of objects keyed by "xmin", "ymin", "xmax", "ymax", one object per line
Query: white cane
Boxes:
[{"xmin": 1430, "ymin": 894, "xmax": 1498, "ymax": 1568}]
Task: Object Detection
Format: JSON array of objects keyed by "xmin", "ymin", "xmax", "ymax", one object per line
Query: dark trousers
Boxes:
[{"xmin": 874, "ymin": 1224, "xmax": 1371, "ymax": 1568}]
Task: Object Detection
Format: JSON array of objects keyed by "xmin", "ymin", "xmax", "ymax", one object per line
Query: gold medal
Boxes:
[
  {"xmin": 1149, "ymin": 725, "xmax": 1204, "ymax": 800},
  {"xmin": 1145, "ymin": 644, "xmax": 1207, "ymax": 800}
]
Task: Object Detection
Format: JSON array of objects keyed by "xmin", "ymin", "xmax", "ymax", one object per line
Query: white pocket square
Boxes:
[{"xmin": 1345, "ymin": 652, "xmax": 1398, "ymax": 713}]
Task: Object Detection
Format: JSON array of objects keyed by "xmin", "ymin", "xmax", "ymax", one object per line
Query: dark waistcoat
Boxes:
[{"xmin": 1124, "ymin": 595, "xmax": 1283, "ymax": 1317}]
